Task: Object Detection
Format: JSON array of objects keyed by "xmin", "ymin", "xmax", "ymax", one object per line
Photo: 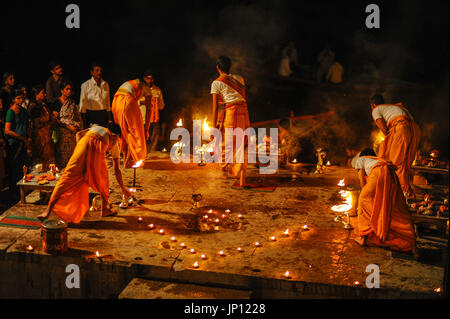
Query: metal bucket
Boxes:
[{"xmin": 41, "ymin": 219, "xmax": 68, "ymax": 254}]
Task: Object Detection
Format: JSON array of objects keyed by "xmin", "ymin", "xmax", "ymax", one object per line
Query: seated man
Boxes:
[
  {"xmin": 352, "ymin": 148, "xmax": 418, "ymax": 258},
  {"xmin": 37, "ymin": 123, "xmax": 131, "ymax": 223}
]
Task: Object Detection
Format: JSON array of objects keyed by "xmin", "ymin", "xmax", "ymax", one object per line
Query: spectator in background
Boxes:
[
  {"xmin": 46, "ymin": 61, "xmax": 66, "ymax": 106},
  {"xmin": 4, "ymin": 89, "xmax": 31, "ymax": 199},
  {"xmin": 326, "ymin": 61, "xmax": 344, "ymax": 84},
  {"xmin": 278, "ymin": 53, "xmax": 293, "ymax": 77},
  {"xmin": 54, "ymin": 81, "xmax": 83, "ymax": 169},
  {"xmin": 317, "ymin": 45, "xmax": 335, "ymax": 83},
  {"xmin": 281, "ymin": 41, "xmax": 299, "ymax": 72},
  {"xmin": 29, "ymin": 85, "xmax": 55, "ymax": 171},
  {"xmin": 139, "ymin": 69, "xmax": 165, "ymax": 152},
  {"xmin": 0, "ymin": 97, "xmax": 6, "ymax": 201},
  {"xmin": 0, "ymin": 72, "xmax": 16, "ymax": 116},
  {"xmin": 17, "ymin": 84, "xmax": 31, "ymax": 110},
  {"xmin": 79, "ymin": 62, "xmax": 111, "ymax": 128}
]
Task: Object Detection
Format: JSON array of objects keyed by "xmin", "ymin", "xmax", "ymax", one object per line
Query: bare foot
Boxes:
[
  {"xmin": 354, "ymin": 236, "xmax": 367, "ymax": 246},
  {"xmin": 101, "ymin": 206, "xmax": 117, "ymax": 217},
  {"xmin": 37, "ymin": 208, "xmax": 51, "ymax": 222}
]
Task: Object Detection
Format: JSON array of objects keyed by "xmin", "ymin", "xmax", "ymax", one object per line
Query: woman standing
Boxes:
[
  {"xmin": 53, "ymin": 82, "xmax": 83, "ymax": 169},
  {"xmin": 4, "ymin": 89, "xmax": 31, "ymax": 199},
  {"xmin": 29, "ymin": 85, "xmax": 55, "ymax": 171}
]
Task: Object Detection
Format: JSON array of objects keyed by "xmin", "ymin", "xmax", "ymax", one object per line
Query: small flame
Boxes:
[
  {"xmin": 303, "ymin": 225, "xmax": 309, "ymax": 230},
  {"xmin": 202, "ymin": 116, "xmax": 210, "ymax": 133},
  {"xmin": 200, "ymin": 254, "xmax": 207, "ymax": 259},
  {"xmin": 170, "ymin": 236, "xmax": 176, "ymax": 242},
  {"xmin": 176, "ymin": 118, "xmax": 183, "ymax": 127},
  {"xmin": 225, "ymin": 209, "xmax": 231, "ymax": 213},
  {"xmin": 132, "ymin": 160, "xmax": 144, "ymax": 168},
  {"xmin": 148, "ymin": 224, "xmax": 154, "ymax": 229},
  {"xmin": 95, "ymin": 251, "xmax": 101, "ymax": 257},
  {"xmin": 128, "ymin": 188, "xmax": 137, "ymax": 193},
  {"xmin": 326, "ymin": 161, "xmax": 331, "ymax": 166},
  {"xmin": 193, "ymin": 261, "xmax": 199, "ymax": 268},
  {"xmin": 236, "ymin": 247, "xmax": 242, "ymax": 252},
  {"xmin": 158, "ymin": 229, "xmax": 165, "ymax": 234},
  {"xmin": 218, "ymin": 250, "xmax": 224, "ymax": 256},
  {"xmin": 203, "ymin": 215, "xmax": 208, "ymax": 219},
  {"xmin": 269, "ymin": 236, "xmax": 276, "ymax": 241},
  {"xmin": 338, "ymin": 179, "xmax": 345, "ymax": 187},
  {"xmin": 208, "ymin": 209, "xmax": 213, "ymax": 214},
  {"xmin": 284, "ymin": 229, "xmax": 289, "ymax": 235},
  {"xmin": 180, "ymin": 243, "xmax": 186, "ymax": 248},
  {"xmin": 237, "ymin": 214, "xmax": 243, "ymax": 218},
  {"xmin": 354, "ymin": 281, "xmax": 360, "ymax": 286},
  {"xmin": 284, "ymin": 271, "xmax": 290, "ymax": 278},
  {"xmin": 137, "ymin": 217, "xmax": 143, "ymax": 222},
  {"xmin": 190, "ymin": 249, "xmax": 196, "ymax": 254},
  {"xmin": 434, "ymin": 287, "xmax": 441, "ymax": 293},
  {"xmin": 254, "ymin": 242, "xmax": 261, "ymax": 247},
  {"xmin": 26, "ymin": 245, "xmax": 34, "ymax": 251},
  {"xmin": 162, "ymin": 148, "xmax": 167, "ymax": 152},
  {"xmin": 292, "ymin": 158, "xmax": 297, "ymax": 164}
]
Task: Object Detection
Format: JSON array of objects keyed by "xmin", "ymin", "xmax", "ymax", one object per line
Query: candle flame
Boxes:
[
  {"xmin": 326, "ymin": 161, "xmax": 331, "ymax": 166},
  {"xmin": 26, "ymin": 245, "xmax": 33, "ymax": 251},
  {"xmin": 354, "ymin": 281, "xmax": 360, "ymax": 286},
  {"xmin": 95, "ymin": 251, "xmax": 100, "ymax": 257},
  {"xmin": 170, "ymin": 236, "xmax": 176, "ymax": 241},
  {"xmin": 180, "ymin": 243, "xmax": 186, "ymax": 248},
  {"xmin": 338, "ymin": 179, "xmax": 345, "ymax": 186},
  {"xmin": 200, "ymin": 254, "xmax": 206, "ymax": 259},
  {"xmin": 237, "ymin": 247, "xmax": 242, "ymax": 252},
  {"xmin": 202, "ymin": 116, "xmax": 210, "ymax": 132},
  {"xmin": 193, "ymin": 261, "xmax": 199, "ymax": 268},
  {"xmin": 159, "ymin": 229, "xmax": 164, "ymax": 234},
  {"xmin": 176, "ymin": 118, "xmax": 183, "ymax": 126},
  {"xmin": 254, "ymin": 242, "xmax": 261, "ymax": 247},
  {"xmin": 284, "ymin": 271, "xmax": 290, "ymax": 277},
  {"xmin": 218, "ymin": 250, "xmax": 224, "ymax": 255},
  {"xmin": 190, "ymin": 249, "xmax": 195, "ymax": 254},
  {"xmin": 284, "ymin": 229, "xmax": 289, "ymax": 235},
  {"xmin": 270, "ymin": 236, "xmax": 276, "ymax": 241},
  {"xmin": 148, "ymin": 224, "xmax": 154, "ymax": 229},
  {"xmin": 434, "ymin": 287, "xmax": 441, "ymax": 293},
  {"xmin": 225, "ymin": 209, "xmax": 231, "ymax": 213},
  {"xmin": 292, "ymin": 158, "xmax": 297, "ymax": 163},
  {"xmin": 132, "ymin": 160, "xmax": 144, "ymax": 168}
]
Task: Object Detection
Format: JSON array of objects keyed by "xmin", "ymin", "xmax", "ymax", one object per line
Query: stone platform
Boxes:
[{"xmin": 0, "ymin": 152, "xmax": 447, "ymax": 298}]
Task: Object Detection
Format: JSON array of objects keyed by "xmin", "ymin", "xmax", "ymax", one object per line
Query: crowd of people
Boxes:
[{"xmin": 0, "ymin": 61, "xmax": 165, "ymax": 204}]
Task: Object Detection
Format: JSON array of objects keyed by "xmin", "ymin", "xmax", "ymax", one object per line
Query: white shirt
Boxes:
[
  {"xmin": 210, "ymin": 74, "xmax": 245, "ymax": 104},
  {"xmin": 79, "ymin": 77, "xmax": 111, "ymax": 113},
  {"xmin": 354, "ymin": 156, "xmax": 380, "ymax": 176},
  {"xmin": 372, "ymin": 104, "xmax": 414, "ymax": 124}
]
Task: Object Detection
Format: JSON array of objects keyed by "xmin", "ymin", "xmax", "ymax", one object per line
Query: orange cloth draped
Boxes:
[
  {"xmin": 378, "ymin": 114, "xmax": 421, "ymax": 193},
  {"xmin": 47, "ymin": 131, "xmax": 110, "ymax": 223},
  {"xmin": 358, "ymin": 160, "xmax": 416, "ymax": 252},
  {"xmin": 148, "ymin": 97, "xmax": 159, "ymax": 123},
  {"xmin": 112, "ymin": 91, "xmax": 147, "ymax": 163}
]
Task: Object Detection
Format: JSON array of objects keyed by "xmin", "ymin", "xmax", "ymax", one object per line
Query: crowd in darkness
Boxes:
[{"xmin": 0, "ymin": 61, "xmax": 161, "ymax": 204}]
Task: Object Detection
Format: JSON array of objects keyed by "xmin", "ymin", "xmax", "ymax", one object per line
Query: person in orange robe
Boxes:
[
  {"xmin": 37, "ymin": 123, "xmax": 131, "ymax": 223},
  {"xmin": 370, "ymin": 93, "xmax": 421, "ymax": 199},
  {"xmin": 112, "ymin": 79, "xmax": 147, "ymax": 168},
  {"xmin": 211, "ymin": 56, "xmax": 250, "ymax": 187},
  {"xmin": 352, "ymin": 148, "xmax": 418, "ymax": 258}
]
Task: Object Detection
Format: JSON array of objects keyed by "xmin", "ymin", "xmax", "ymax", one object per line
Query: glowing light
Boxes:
[
  {"xmin": 190, "ymin": 249, "xmax": 196, "ymax": 254},
  {"xmin": 353, "ymin": 281, "xmax": 360, "ymax": 286},
  {"xmin": 180, "ymin": 243, "xmax": 186, "ymax": 248},
  {"xmin": 202, "ymin": 116, "xmax": 210, "ymax": 133},
  {"xmin": 208, "ymin": 209, "xmax": 213, "ymax": 214},
  {"xmin": 284, "ymin": 271, "xmax": 291, "ymax": 278},
  {"xmin": 218, "ymin": 250, "xmax": 225, "ymax": 256},
  {"xmin": 147, "ymin": 224, "xmax": 154, "ymax": 229},
  {"xmin": 331, "ymin": 204, "xmax": 352, "ymax": 213},
  {"xmin": 137, "ymin": 217, "xmax": 143, "ymax": 223},
  {"xmin": 170, "ymin": 236, "xmax": 176, "ymax": 242},
  {"xmin": 176, "ymin": 118, "xmax": 183, "ymax": 127},
  {"xmin": 26, "ymin": 245, "xmax": 34, "ymax": 252},
  {"xmin": 283, "ymin": 229, "xmax": 289, "ymax": 236},
  {"xmin": 338, "ymin": 179, "xmax": 345, "ymax": 187},
  {"xmin": 292, "ymin": 158, "xmax": 297, "ymax": 164},
  {"xmin": 193, "ymin": 261, "xmax": 199, "ymax": 268},
  {"xmin": 132, "ymin": 160, "xmax": 144, "ymax": 168},
  {"xmin": 158, "ymin": 229, "xmax": 165, "ymax": 234},
  {"xmin": 225, "ymin": 209, "xmax": 231, "ymax": 213},
  {"xmin": 269, "ymin": 236, "xmax": 276, "ymax": 241},
  {"xmin": 434, "ymin": 287, "xmax": 441, "ymax": 293},
  {"xmin": 254, "ymin": 242, "xmax": 261, "ymax": 247},
  {"xmin": 203, "ymin": 215, "xmax": 208, "ymax": 219},
  {"xmin": 128, "ymin": 188, "xmax": 137, "ymax": 193},
  {"xmin": 162, "ymin": 148, "xmax": 167, "ymax": 152},
  {"xmin": 200, "ymin": 254, "xmax": 207, "ymax": 260},
  {"xmin": 236, "ymin": 247, "xmax": 243, "ymax": 252},
  {"xmin": 303, "ymin": 225, "xmax": 309, "ymax": 231},
  {"xmin": 95, "ymin": 251, "xmax": 101, "ymax": 257},
  {"xmin": 237, "ymin": 214, "xmax": 243, "ymax": 219},
  {"xmin": 221, "ymin": 214, "xmax": 226, "ymax": 218}
]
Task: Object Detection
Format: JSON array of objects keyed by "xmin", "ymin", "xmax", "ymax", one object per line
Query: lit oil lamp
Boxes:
[
  {"xmin": 95, "ymin": 251, "xmax": 101, "ymax": 258},
  {"xmin": 292, "ymin": 158, "xmax": 297, "ymax": 164},
  {"xmin": 282, "ymin": 229, "xmax": 290, "ymax": 237},
  {"xmin": 215, "ymin": 218, "xmax": 220, "ymax": 223},
  {"xmin": 237, "ymin": 214, "xmax": 243, "ymax": 219},
  {"xmin": 190, "ymin": 248, "xmax": 196, "ymax": 254},
  {"xmin": 147, "ymin": 224, "xmax": 155, "ymax": 229},
  {"xmin": 284, "ymin": 271, "xmax": 291, "ymax": 279},
  {"xmin": 302, "ymin": 224, "xmax": 310, "ymax": 231},
  {"xmin": 26, "ymin": 245, "xmax": 34, "ymax": 252},
  {"xmin": 162, "ymin": 148, "xmax": 167, "ymax": 153},
  {"xmin": 269, "ymin": 236, "xmax": 276, "ymax": 241},
  {"xmin": 326, "ymin": 161, "xmax": 331, "ymax": 166},
  {"xmin": 353, "ymin": 281, "xmax": 360, "ymax": 286},
  {"xmin": 200, "ymin": 254, "xmax": 207, "ymax": 260},
  {"xmin": 221, "ymin": 214, "xmax": 226, "ymax": 218},
  {"xmin": 170, "ymin": 236, "xmax": 177, "ymax": 242},
  {"xmin": 137, "ymin": 217, "xmax": 143, "ymax": 223},
  {"xmin": 218, "ymin": 250, "xmax": 225, "ymax": 256},
  {"xmin": 208, "ymin": 209, "xmax": 213, "ymax": 214},
  {"xmin": 225, "ymin": 209, "xmax": 231, "ymax": 213},
  {"xmin": 203, "ymin": 215, "xmax": 208, "ymax": 220},
  {"xmin": 176, "ymin": 118, "xmax": 183, "ymax": 127},
  {"xmin": 158, "ymin": 229, "xmax": 165, "ymax": 235},
  {"xmin": 236, "ymin": 247, "xmax": 244, "ymax": 253},
  {"xmin": 193, "ymin": 261, "xmax": 199, "ymax": 268},
  {"xmin": 180, "ymin": 243, "xmax": 186, "ymax": 248},
  {"xmin": 338, "ymin": 179, "xmax": 345, "ymax": 187},
  {"xmin": 434, "ymin": 287, "xmax": 441, "ymax": 293},
  {"xmin": 254, "ymin": 242, "xmax": 262, "ymax": 247}
]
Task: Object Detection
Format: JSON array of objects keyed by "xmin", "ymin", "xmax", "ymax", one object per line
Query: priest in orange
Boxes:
[
  {"xmin": 352, "ymin": 148, "xmax": 417, "ymax": 258},
  {"xmin": 211, "ymin": 56, "xmax": 250, "ymax": 187},
  {"xmin": 370, "ymin": 93, "xmax": 421, "ymax": 199},
  {"xmin": 37, "ymin": 123, "xmax": 131, "ymax": 223},
  {"xmin": 112, "ymin": 79, "xmax": 147, "ymax": 168}
]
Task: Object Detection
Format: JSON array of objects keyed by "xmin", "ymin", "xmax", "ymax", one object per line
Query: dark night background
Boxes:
[{"xmin": 0, "ymin": 0, "xmax": 448, "ymax": 160}]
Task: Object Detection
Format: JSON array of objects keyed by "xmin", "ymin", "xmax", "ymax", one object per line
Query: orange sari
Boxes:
[
  {"xmin": 47, "ymin": 131, "xmax": 110, "ymax": 223},
  {"xmin": 378, "ymin": 109, "xmax": 421, "ymax": 194},
  {"xmin": 358, "ymin": 159, "xmax": 416, "ymax": 252},
  {"xmin": 112, "ymin": 81, "xmax": 147, "ymax": 164}
]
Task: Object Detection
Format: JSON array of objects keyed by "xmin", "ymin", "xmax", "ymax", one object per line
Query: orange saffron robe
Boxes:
[
  {"xmin": 47, "ymin": 131, "xmax": 110, "ymax": 223},
  {"xmin": 215, "ymin": 75, "xmax": 250, "ymax": 177},
  {"xmin": 358, "ymin": 159, "xmax": 416, "ymax": 252},
  {"xmin": 112, "ymin": 80, "xmax": 147, "ymax": 163},
  {"xmin": 377, "ymin": 105, "xmax": 421, "ymax": 194}
]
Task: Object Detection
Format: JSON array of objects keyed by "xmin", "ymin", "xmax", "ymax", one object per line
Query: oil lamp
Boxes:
[
  {"xmin": 269, "ymin": 236, "xmax": 276, "ymax": 241},
  {"xmin": 193, "ymin": 261, "xmax": 199, "ymax": 268},
  {"xmin": 26, "ymin": 245, "xmax": 34, "ymax": 252},
  {"xmin": 147, "ymin": 224, "xmax": 155, "ymax": 229}
]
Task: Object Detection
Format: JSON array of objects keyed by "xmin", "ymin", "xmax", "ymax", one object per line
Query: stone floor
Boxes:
[{"xmin": 0, "ymin": 152, "xmax": 447, "ymax": 298}]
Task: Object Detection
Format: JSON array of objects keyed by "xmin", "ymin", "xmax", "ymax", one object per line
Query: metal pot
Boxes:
[{"xmin": 41, "ymin": 219, "xmax": 68, "ymax": 254}]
